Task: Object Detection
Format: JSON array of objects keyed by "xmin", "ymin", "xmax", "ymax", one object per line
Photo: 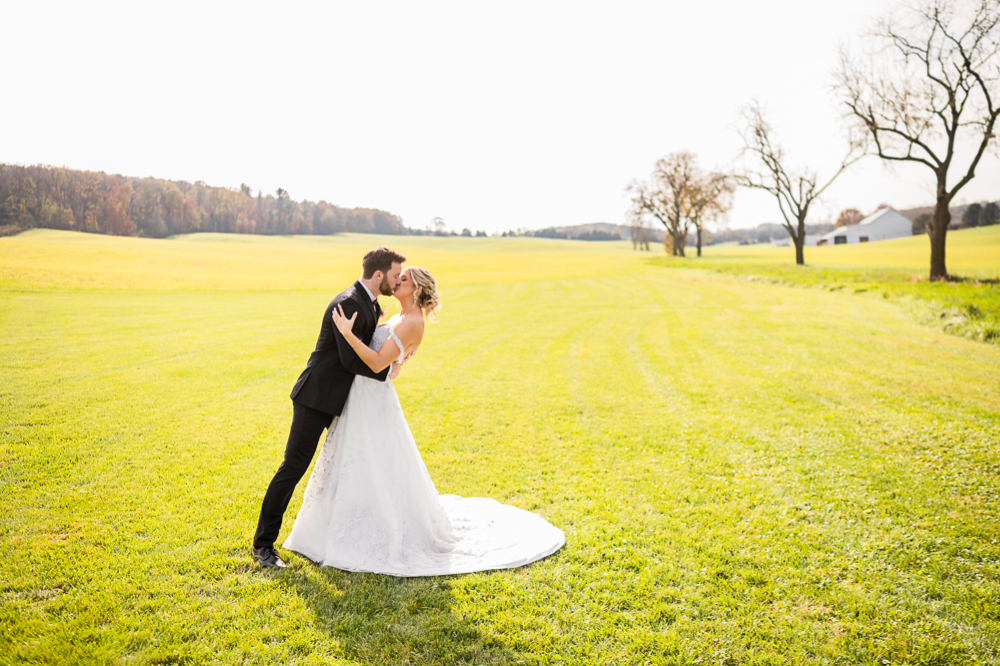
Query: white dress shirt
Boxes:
[{"xmin": 359, "ymin": 280, "xmax": 377, "ymax": 304}]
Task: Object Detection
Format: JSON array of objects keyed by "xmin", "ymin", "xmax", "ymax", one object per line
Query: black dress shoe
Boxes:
[{"xmin": 252, "ymin": 546, "xmax": 287, "ymax": 569}]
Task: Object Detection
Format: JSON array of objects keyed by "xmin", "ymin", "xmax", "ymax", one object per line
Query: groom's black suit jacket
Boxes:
[{"xmin": 289, "ymin": 280, "xmax": 390, "ymax": 416}]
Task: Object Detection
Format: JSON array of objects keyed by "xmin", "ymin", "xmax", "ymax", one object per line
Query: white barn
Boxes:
[{"xmin": 817, "ymin": 208, "xmax": 912, "ymax": 245}]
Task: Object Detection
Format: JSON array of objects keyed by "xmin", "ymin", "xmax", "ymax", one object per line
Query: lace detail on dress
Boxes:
[
  {"xmin": 303, "ymin": 415, "xmax": 340, "ymax": 504},
  {"xmin": 370, "ymin": 318, "xmax": 406, "ymax": 365}
]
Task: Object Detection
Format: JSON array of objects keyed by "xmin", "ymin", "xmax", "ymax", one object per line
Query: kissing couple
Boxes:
[{"xmin": 252, "ymin": 247, "xmax": 564, "ymax": 576}]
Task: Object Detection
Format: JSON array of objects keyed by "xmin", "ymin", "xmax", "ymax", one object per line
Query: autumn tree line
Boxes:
[
  {"xmin": 629, "ymin": 0, "xmax": 1000, "ymax": 280},
  {"xmin": 0, "ymin": 164, "xmax": 408, "ymax": 238}
]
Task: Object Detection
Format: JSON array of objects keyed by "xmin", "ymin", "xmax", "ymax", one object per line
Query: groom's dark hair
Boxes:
[{"xmin": 362, "ymin": 247, "xmax": 406, "ymax": 279}]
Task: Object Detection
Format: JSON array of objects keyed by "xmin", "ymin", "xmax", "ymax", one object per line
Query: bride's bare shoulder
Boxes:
[{"xmin": 394, "ymin": 312, "xmax": 424, "ymax": 336}]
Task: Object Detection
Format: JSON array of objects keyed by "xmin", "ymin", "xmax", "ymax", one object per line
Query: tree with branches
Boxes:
[
  {"xmin": 627, "ymin": 152, "xmax": 730, "ymax": 257},
  {"xmin": 835, "ymin": 0, "xmax": 1000, "ymax": 280},
  {"xmin": 687, "ymin": 171, "xmax": 734, "ymax": 257},
  {"xmin": 734, "ymin": 102, "xmax": 865, "ymax": 265},
  {"xmin": 627, "ymin": 153, "xmax": 694, "ymax": 256},
  {"xmin": 629, "ymin": 212, "xmax": 654, "ymax": 251}
]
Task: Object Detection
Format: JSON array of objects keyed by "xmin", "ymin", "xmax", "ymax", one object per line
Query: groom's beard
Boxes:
[{"xmin": 379, "ymin": 275, "xmax": 395, "ymax": 296}]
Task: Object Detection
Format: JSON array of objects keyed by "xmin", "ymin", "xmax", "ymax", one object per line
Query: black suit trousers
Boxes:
[{"xmin": 253, "ymin": 401, "xmax": 334, "ymax": 550}]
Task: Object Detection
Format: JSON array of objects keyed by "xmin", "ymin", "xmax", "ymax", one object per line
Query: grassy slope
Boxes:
[
  {"xmin": 699, "ymin": 226, "xmax": 1000, "ymax": 275},
  {"xmin": 1, "ymin": 231, "xmax": 999, "ymax": 665},
  {"xmin": 665, "ymin": 227, "xmax": 1000, "ymax": 344}
]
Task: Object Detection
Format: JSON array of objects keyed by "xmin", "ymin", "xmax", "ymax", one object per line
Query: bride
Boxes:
[{"xmin": 283, "ymin": 267, "xmax": 564, "ymax": 576}]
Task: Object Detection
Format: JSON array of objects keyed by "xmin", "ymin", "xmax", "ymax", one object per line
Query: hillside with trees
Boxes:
[{"xmin": 0, "ymin": 164, "xmax": 407, "ymax": 238}]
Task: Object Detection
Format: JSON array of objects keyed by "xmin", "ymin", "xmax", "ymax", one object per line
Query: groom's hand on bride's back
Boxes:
[{"xmin": 332, "ymin": 304, "xmax": 358, "ymax": 337}]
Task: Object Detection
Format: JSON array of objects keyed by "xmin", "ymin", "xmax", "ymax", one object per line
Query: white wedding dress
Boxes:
[{"xmin": 283, "ymin": 317, "xmax": 565, "ymax": 576}]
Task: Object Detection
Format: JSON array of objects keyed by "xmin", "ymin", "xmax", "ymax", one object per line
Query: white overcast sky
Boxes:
[{"xmin": 3, "ymin": 1, "xmax": 999, "ymax": 232}]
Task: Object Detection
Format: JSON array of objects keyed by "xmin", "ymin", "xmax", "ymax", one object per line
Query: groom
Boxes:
[{"xmin": 252, "ymin": 246, "xmax": 407, "ymax": 568}]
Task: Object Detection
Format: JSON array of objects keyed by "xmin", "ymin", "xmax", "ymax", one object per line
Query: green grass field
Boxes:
[
  {"xmin": 699, "ymin": 226, "xmax": 1000, "ymax": 276},
  {"xmin": 671, "ymin": 227, "xmax": 1000, "ymax": 345},
  {"xmin": 2, "ymin": 230, "xmax": 999, "ymax": 665}
]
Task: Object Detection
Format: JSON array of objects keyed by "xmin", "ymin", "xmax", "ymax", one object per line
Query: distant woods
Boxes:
[
  {"xmin": 959, "ymin": 202, "xmax": 1000, "ymax": 228},
  {"xmin": 0, "ymin": 164, "xmax": 407, "ymax": 238}
]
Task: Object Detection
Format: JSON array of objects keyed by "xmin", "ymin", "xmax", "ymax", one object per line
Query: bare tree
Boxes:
[
  {"xmin": 687, "ymin": 171, "xmax": 734, "ymax": 257},
  {"xmin": 835, "ymin": 0, "xmax": 1000, "ymax": 280},
  {"xmin": 627, "ymin": 152, "xmax": 697, "ymax": 256},
  {"xmin": 628, "ymin": 152, "xmax": 729, "ymax": 257},
  {"xmin": 628, "ymin": 210, "xmax": 654, "ymax": 251},
  {"xmin": 734, "ymin": 102, "xmax": 865, "ymax": 265}
]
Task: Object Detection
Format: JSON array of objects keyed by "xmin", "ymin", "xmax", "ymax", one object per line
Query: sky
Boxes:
[{"xmin": 3, "ymin": 1, "xmax": 999, "ymax": 233}]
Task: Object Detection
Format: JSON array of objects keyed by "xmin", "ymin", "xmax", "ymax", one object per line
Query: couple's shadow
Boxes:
[{"xmin": 280, "ymin": 555, "xmax": 521, "ymax": 665}]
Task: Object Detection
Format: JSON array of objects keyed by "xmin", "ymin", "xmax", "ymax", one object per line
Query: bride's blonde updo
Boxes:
[{"xmin": 408, "ymin": 266, "xmax": 441, "ymax": 321}]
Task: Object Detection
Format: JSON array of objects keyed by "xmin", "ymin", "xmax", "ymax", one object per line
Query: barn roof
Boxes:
[{"xmin": 820, "ymin": 207, "xmax": 910, "ymax": 240}]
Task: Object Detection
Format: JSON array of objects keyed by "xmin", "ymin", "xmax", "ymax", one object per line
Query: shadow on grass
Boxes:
[
  {"xmin": 280, "ymin": 556, "xmax": 519, "ymax": 665},
  {"xmin": 946, "ymin": 275, "xmax": 1000, "ymax": 285}
]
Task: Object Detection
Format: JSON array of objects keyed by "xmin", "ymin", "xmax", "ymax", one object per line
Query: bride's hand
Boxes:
[{"xmin": 332, "ymin": 304, "xmax": 357, "ymax": 337}]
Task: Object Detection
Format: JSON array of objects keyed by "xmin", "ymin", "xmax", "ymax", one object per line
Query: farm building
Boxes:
[{"xmin": 817, "ymin": 208, "xmax": 912, "ymax": 245}]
